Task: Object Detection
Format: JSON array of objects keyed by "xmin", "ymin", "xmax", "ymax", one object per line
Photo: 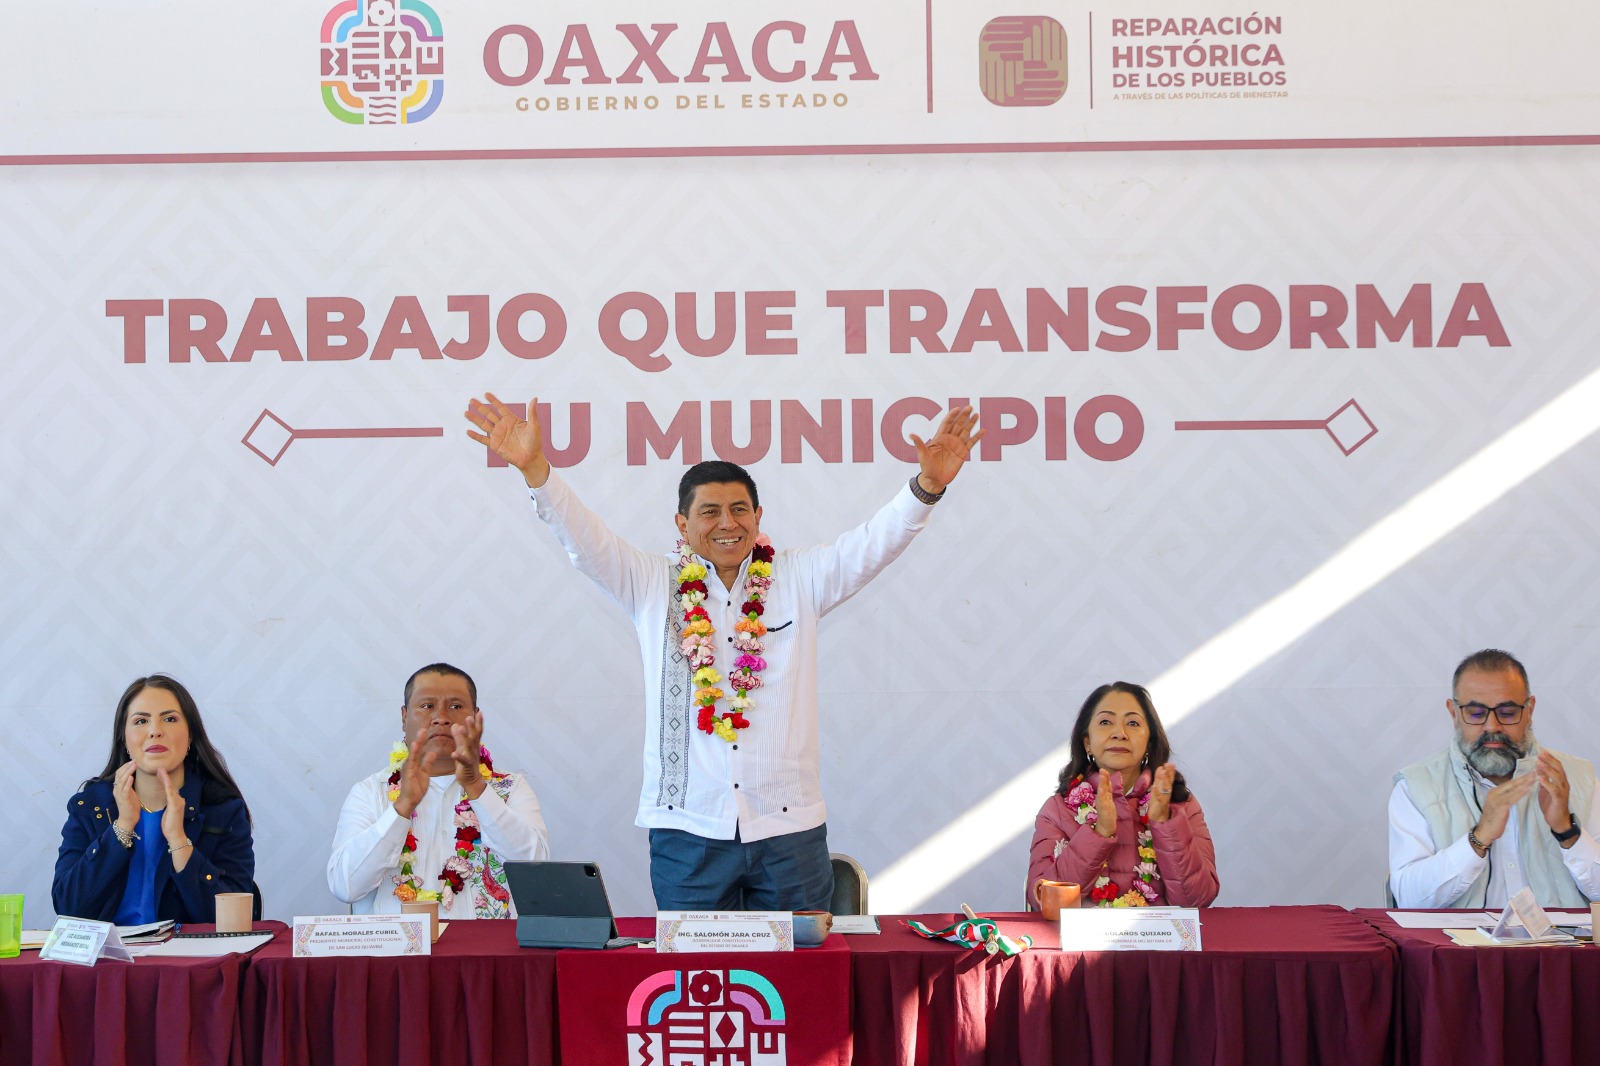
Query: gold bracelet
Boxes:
[{"xmin": 169, "ymin": 840, "xmax": 193, "ymax": 855}]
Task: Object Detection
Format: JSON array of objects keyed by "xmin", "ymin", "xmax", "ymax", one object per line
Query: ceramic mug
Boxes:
[
  {"xmin": 1033, "ymin": 879, "xmax": 1081, "ymax": 920},
  {"xmin": 214, "ymin": 892, "xmax": 253, "ymax": 934},
  {"xmin": 402, "ymin": 899, "xmax": 441, "ymax": 942},
  {"xmin": 793, "ymin": 910, "xmax": 834, "ymax": 947}
]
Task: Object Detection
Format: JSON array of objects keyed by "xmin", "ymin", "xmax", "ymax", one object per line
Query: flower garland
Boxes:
[
  {"xmin": 676, "ymin": 535, "xmax": 775, "ymax": 742},
  {"xmin": 387, "ymin": 741, "xmax": 517, "ymax": 917},
  {"xmin": 1063, "ymin": 774, "xmax": 1162, "ymax": 906}
]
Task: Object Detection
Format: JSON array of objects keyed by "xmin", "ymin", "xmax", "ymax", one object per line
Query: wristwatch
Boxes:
[{"xmin": 1552, "ymin": 816, "xmax": 1581, "ymax": 844}]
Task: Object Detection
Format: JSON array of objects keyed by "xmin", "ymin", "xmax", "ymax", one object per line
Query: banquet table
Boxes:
[
  {"xmin": 237, "ymin": 918, "xmax": 559, "ymax": 1066},
  {"xmin": 0, "ymin": 922, "xmax": 276, "ymax": 1066},
  {"xmin": 1356, "ymin": 908, "xmax": 1600, "ymax": 1066},
  {"xmin": 849, "ymin": 907, "xmax": 1397, "ymax": 1066}
]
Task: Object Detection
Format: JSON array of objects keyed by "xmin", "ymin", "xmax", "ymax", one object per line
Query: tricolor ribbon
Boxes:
[{"xmin": 904, "ymin": 915, "xmax": 1033, "ymax": 957}]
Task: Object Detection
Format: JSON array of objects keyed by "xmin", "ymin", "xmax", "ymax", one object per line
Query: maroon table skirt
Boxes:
[
  {"xmin": 851, "ymin": 907, "xmax": 1396, "ymax": 1066},
  {"xmin": 238, "ymin": 918, "xmax": 558, "ymax": 1066},
  {"xmin": 0, "ymin": 922, "xmax": 274, "ymax": 1066},
  {"xmin": 1356, "ymin": 908, "xmax": 1600, "ymax": 1066},
  {"xmin": 558, "ymin": 917, "xmax": 852, "ymax": 1066}
]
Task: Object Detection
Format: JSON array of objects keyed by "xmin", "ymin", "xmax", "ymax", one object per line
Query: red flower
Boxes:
[
  {"xmin": 404, "ymin": 832, "xmax": 418, "ymax": 853},
  {"xmin": 697, "ymin": 707, "xmax": 717, "ymax": 734},
  {"xmin": 442, "ymin": 869, "xmax": 465, "ymax": 893},
  {"xmin": 1090, "ymin": 880, "xmax": 1120, "ymax": 902},
  {"xmin": 685, "ymin": 605, "xmax": 710, "ymax": 622},
  {"xmin": 679, "ymin": 579, "xmax": 708, "ymax": 596},
  {"xmin": 742, "ymin": 601, "xmax": 765, "ymax": 616},
  {"xmin": 727, "ymin": 712, "xmax": 749, "ymax": 730},
  {"xmin": 456, "ymin": 826, "xmax": 482, "ymax": 845},
  {"xmin": 751, "ymin": 544, "xmax": 775, "ymax": 563}
]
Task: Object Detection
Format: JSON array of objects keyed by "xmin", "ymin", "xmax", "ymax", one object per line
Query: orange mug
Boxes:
[{"xmin": 1034, "ymin": 879, "xmax": 1080, "ymax": 919}]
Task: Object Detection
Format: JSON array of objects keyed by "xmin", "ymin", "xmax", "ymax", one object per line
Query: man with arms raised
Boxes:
[
  {"xmin": 1390, "ymin": 648, "xmax": 1600, "ymax": 907},
  {"xmin": 465, "ymin": 393, "xmax": 981, "ymax": 911},
  {"xmin": 329, "ymin": 663, "xmax": 549, "ymax": 918}
]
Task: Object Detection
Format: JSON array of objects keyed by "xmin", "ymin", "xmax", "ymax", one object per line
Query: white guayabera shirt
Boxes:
[{"xmin": 530, "ymin": 471, "xmax": 935, "ymax": 843}]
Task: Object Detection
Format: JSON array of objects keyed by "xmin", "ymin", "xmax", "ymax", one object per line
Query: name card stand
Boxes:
[
  {"xmin": 656, "ymin": 911, "xmax": 794, "ymax": 953},
  {"xmin": 1058, "ymin": 907, "xmax": 1203, "ymax": 952},
  {"xmin": 292, "ymin": 914, "xmax": 430, "ymax": 957},
  {"xmin": 1476, "ymin": 887, "xmax": 1577, "ymax": 945},
  {"xmin": 40, "ymin": 918, "xmax": 134, "ymax": 966}
]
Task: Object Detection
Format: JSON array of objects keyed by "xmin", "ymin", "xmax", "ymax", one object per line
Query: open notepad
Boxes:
[{"xmin": 130, "ymin": 931, "xmax": 275, "ymax": 957}]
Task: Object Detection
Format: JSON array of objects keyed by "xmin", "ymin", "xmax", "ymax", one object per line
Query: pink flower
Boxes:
[
  {"xmin": 734, "ymin": 654, "xmax": 767, "ymax": 671},
  {"xmin": 738, "ymin": 674, "xmax": 764, "ymax": 692},
  {"xmin": 1135, "ymin": 880, "xmax": 1159, "ymax": 902},
  {"xmin": 1136, "ymin": 861, "xmax": 1159, "ymax": 878}
]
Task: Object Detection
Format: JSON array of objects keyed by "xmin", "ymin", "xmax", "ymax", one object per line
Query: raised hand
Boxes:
[
  {"xmin": 1536, "ymin": 751, "xmax": 1574, "ymax": 834},
  {"xmin": 1093, "ymin": 769, "xmax": 1118, "ymax": 839},
  {"xmin": 465, "ymin": 393, "xmax": 549, "ymax": 487},
  {"xmin": 452, "ymin": 709, "xmax": 487, "ymax": 800},
  {"xmin": 1476, "ymin": 771, "xmax": 1537, "ymax": 844},
  {"xmin": 158, "ymin": 767, "xmax": 193, "ymax": 870},
  {"xmin": 909, "ymin": 404, "xmax": 984, "ymax": 494},
  {"xmin": 112, "ymin": 760, "xmax": 140, "ymax": 834},
  {"xmin": 392, "ymin": 731, "xmax": 432, "ymax": 819},
  {"xmin": 1147, "ymin": 764, "xmax": 1177, "ymax": 823}
]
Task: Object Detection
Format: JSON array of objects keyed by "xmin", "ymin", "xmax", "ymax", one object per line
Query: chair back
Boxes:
[{"xmin": 829, "ymin": 853, "xmax": 869, "ymax": 915}]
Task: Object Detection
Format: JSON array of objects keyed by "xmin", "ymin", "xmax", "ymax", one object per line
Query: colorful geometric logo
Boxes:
[
  {"xmin": 625, "ymin": 969, "xmax": 787, "ymax": 1065},
  {"xmin": 979, "ymin": 16, "xmax": 1068, "ymax": 106},
  {"xmin": 320, "ymin": 1, "xmax": 444, "ymax": 125}
]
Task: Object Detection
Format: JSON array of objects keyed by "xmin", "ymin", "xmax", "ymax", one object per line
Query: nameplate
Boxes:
[
  {"xmin": 1058, "ymin": 907, "xmax": 1202, "ymax": 952},
  {"xmin": 1493, "ymin": 886, "xmax": 1554, "ymax": 939},
  {"xmin": 292, "ymin": 914, "xmax": 430, "ymax": 957},
  {"xmin": 656, "ymin": 911, "xmax": 793, "ymax": 953},
  {"xmin": 40, "ymin": 918, "xmax": 133, "ymax": 966}
]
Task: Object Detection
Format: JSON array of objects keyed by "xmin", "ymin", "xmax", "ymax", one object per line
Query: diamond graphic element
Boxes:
[
  {"xmin": 1173, "ymin": 398, "xmax": 1378, "ymax": 456},
  {"xmin": 243, "ymin": 408, "xmax": 444, "ymax": 467}
]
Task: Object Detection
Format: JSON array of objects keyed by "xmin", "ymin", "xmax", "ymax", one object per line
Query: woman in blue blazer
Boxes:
[{"xmin": 53, "ymin": 675, "xmax": 254, "ymax": 924}]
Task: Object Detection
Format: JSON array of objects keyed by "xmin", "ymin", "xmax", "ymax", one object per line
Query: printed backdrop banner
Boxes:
[
  {"xmin": 2, "ymin": 5, "xmax": 1600, "ymax": 932},
  {"xmin": 6, "ymin": 0, "xmax": 1600, "ymax": 162}
]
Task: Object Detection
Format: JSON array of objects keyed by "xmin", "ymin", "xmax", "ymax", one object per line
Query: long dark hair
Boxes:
[
  {"xmin": 1054, "ymin": 681, "xmax": 1190, "ymax": 802},
  {"xmin": 85, "ymin": 675, "xmax": 252, "ymax": 820}
]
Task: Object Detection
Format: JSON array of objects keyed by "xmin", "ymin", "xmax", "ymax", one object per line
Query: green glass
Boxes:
[{"xmin": 0, "ymin": 895, "xmax": 22, "ymax": 958}]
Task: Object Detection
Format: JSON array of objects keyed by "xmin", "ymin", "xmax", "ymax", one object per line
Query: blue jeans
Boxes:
[{"xmin": 649, "ymin": 823, "xmax": 833, "ymax": 911}]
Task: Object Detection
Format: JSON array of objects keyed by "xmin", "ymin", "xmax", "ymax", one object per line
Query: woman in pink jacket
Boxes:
[{"xmin": 1028, "ymin": 682, "xmax": 1219, "ymax": 908}]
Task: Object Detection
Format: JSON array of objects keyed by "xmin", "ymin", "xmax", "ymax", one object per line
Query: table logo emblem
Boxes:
[
  {"xmin": 626, "ymin": 968, "xmax": 787, "ymax": 1065},
  {"xmin": 320, "ymin": 0, "xmax": 445, "ymax": 125}
]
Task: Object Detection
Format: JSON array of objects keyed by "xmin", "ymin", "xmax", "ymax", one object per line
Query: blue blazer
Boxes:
[{"xmin": 52, "ymin": 768, "xmax": 254, "ymax": 924}]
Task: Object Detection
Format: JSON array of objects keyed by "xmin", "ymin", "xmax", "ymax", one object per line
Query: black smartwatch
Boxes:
[{"xmin": 1552, "ymin": 816, "xmax": 1581, "ymax": 844}]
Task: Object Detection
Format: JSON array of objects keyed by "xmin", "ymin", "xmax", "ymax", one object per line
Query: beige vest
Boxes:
[{"xmin": 1397, "ymin": 742, "xmax": 1593, "ymax": 908}]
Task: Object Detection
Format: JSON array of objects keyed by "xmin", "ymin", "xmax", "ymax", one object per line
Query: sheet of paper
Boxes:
[
  {"xmin": 131, "ymin": 932, "xmax": 275, "ymax": 957},
  {"xmin": 20, "ymin": 930, "xmax": 52, "ymax": 950},
  {"xmin": 1387, "ymin": 911, "xmax": 1498, "ymax": 928},
  {"xmin": 831, "ymin": 915, "xmax": 881, "ymax": 934},
  {"xmin": 1546, "ymin": 909, "xmax": 1593, "ymax": 929}
]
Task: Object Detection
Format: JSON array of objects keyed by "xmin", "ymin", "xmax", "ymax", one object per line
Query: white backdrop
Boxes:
[{"xmin": 4, "ymin": 3, "xmax": 1600, "ymax": 930}]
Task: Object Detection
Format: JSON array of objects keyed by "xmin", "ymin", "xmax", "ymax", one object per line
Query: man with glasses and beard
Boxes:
[{"xmin": 1389, "ymin": 648, "xmax": 1600, "ymax": 907}]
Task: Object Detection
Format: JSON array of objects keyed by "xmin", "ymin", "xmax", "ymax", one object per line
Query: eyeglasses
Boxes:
[{"xmin": 1450, "ymin": 699, "xmax": 1529, "ymax": 726}]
